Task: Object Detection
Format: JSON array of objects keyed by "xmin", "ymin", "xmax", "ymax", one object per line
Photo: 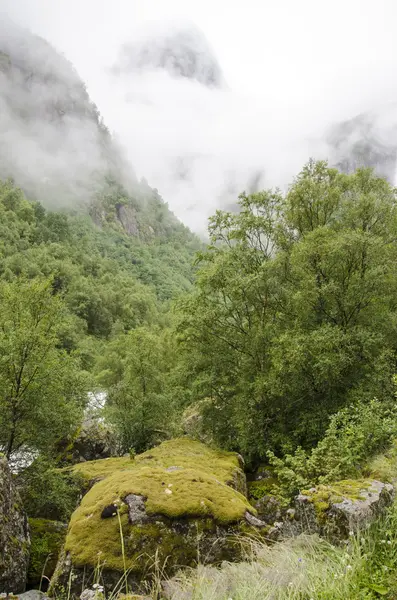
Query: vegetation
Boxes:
[
  {"xmin": 4, "ymin": 159, "xmax": 397, "ymax": 597},
  {"xmin": 177, "ymin": 161, "xmax": 397, "ymax": 461},
  {"xmin": 28, "ymin": 518, "xmax": 66, "ymax": 589}
]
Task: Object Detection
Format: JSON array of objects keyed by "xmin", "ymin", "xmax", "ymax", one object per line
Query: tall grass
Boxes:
[{"xmin": 164, "ymin": 500, "xmax": 397, "ymax": 600}]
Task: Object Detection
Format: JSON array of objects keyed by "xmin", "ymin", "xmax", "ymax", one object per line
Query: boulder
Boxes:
[
  {"xmin": 0, "ymin": 456, "xmax": 30, "ymax": 594},
  {"xmin": 60, "ymin": 419, "xmax": 119, "ymax": 465},
  {"xmin": 51, "ymin": 438, "xmax": 265, "ymax": 597},
  {"xmin": 282, "ymin": 479, "xmax": 394, "ymax": 543}
]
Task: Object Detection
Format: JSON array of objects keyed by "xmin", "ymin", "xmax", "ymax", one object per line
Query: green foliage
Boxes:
[
  {"xmin": 0, "ymin": 278, "xmax": 88, "ymax": 458},
  {"xmin": 177, "ymin": 161, "xmax": 397, "ymax": 461},
  {"xmin": 17, "ymin": 457, "xmax": 84, "ymax": 521},
  {"xmin": 98, "ymin": 326, "xmax": 184, "ymax": 452},
  {"xmin": 268, "ymin": 399, "xmax": 397, "ymax": 499},
  {"xmin": 28, "ymin": 518, "xmax": 67, "ymax": 589},
  {"xmin": 166, "ymin": 500, "xmax": 397, "ymax": 599}
]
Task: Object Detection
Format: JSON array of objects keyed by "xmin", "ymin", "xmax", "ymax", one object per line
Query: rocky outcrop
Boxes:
[
  {"xmin": 50, "ymin": 438, "xmax": 266, "ymax": 597},
  {"xmin": 0, "ymin": 456, "xmax": 30, "ymax": 593},
  {"xmin": 281, "ymin": 479, "xmax": 394, "ymax": 543}
]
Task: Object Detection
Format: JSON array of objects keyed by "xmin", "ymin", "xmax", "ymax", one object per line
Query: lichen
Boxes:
[{"xmin": 64, "ymin": 438, "xmax": 254, "ymax": 572}]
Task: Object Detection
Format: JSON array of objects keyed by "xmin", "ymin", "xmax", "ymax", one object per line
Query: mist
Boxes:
[{"xmin": 2, "ymin": 0, "xmax": 397, "ymax": 232}]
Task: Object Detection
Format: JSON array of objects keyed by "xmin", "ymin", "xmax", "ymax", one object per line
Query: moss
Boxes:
[
  {"xmin": 64, "ymin": 438, "xmax": 253, "ymax": 571},
  {"xmin": 248, "ymin": 478, "xmax": 278, "ymax": 501},
  {"xmin": 65, "ymin": 456, "xmax": 135, "ymax": 482},
  {"xmin": 28, "ymin": 518, "xmax": 67, "ymax": 588},
  {"xmin": 302, "ymin": 479, "xmax": 372, "ymax": 522}
]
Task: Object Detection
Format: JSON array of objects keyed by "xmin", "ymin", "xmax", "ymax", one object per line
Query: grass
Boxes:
[{"xmin": 165, "ymin": 501, "xmax": 397, "ymax": 600}]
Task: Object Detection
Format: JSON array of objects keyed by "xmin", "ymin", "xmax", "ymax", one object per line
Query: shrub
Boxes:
[{"xmin": 268, "ymin": 398, "xmax": 397, "ymax": 499}]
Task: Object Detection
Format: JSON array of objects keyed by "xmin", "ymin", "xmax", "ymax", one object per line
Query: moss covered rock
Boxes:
[
  {"xmin": 27, "ymin": 518, "xmax": 67, "ymax": 590},
  {"xmin": 0, "ymin": 456, "xmax": 30, "ymax": 593},
  {"xmin": 51, "ymin": 438, "xmax": 263, "ymax": 596},
  {"xmin": 282, "ymin": 479, "xmax": 394, "ymax": 542}
]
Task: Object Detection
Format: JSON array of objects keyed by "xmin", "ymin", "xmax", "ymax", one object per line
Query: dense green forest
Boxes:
[
  {"xmin": 3, "ymin": 159, "xmax": 397, "ymax": 466},
  {"xmin": 0, "ymin": 176, "xmax": 200, "ymax": 459}
]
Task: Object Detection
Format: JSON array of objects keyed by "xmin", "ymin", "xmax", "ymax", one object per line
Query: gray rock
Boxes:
[
  {"xmin": 124, "ymin": 493, "xmax": 149, "ymax": 525},
  {"xmin": 244, "ymin": 511, "xmax": 267, "ymax": 528},
  {"xmin": 0, "ymin": 456, "xmax": 30, "ymax": 593},
  {"xmin": 281, "ymin": 479, "xmax": 394, "ymax": 543},
  {"xmin": 18, "ymin": 591, "xmax": 48, "ymax": 600}
]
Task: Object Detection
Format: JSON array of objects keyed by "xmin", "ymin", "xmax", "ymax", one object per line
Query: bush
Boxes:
[
  {"xmin": 268, "ymin": 398, "xmax": 397, "ymax": 499},
  {"xmin": 17, "ymin": 457, "xmax": 84, "ymax": 521}
]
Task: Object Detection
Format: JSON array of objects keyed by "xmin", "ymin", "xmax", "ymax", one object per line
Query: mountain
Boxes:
[
  {"xmin": 113, "ymin": 22, "xmax": 224, "ymax": 88},
  {"xmin": 327, "ymin": 106, "xmax": 397, "ymax": 182}
]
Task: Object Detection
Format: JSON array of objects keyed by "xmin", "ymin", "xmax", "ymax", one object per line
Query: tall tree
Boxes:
[
  {"xmin": 177, "ymin": 162, "xmax": 397, "ymax": 461},
  {"xmin": 0, "ymin": 279, "xmax": 87, "ymax": 459}
]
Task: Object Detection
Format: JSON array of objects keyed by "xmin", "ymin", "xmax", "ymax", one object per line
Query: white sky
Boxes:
[{"xmin": 2, "ymin": 0, "xmax": 397, "ymax": 230}]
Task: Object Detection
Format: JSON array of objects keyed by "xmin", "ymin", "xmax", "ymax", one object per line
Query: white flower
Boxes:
[
  {"xmin": 346, "ymin": 565, "xmax": 352, "ymax": 571},
  {"xmin": 349, "ymin": 530, "xmax": 354, "ymax": 536},
  {"xmin": 92, "ymin": 584, "xmax": 100, "ymax": 589},
  {"xmin": 387, "ymin": 540, "xmax": 392, "ymax": 545}
]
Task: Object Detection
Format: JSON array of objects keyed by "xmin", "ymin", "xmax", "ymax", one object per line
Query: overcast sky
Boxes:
[{"xmin": 2, "ymin": 0, "xmax": 397, "ymax": 230}]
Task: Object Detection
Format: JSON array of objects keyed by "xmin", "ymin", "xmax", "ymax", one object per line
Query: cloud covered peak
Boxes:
[{"xmin": 114, "ymin": 21, "xmax": 224, "ymax": 88}]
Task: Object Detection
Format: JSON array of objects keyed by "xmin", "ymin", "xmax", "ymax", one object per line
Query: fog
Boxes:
[{"xmin": 2, "ymin": 0, "xmax": 397, "ymax": 231}]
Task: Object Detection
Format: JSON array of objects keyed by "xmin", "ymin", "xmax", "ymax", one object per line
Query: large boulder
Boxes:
[
  {"xmin": 0, "ymin": 455, "xmax": 31, "ymax": 593},
  {"xmin": 51, "ymin": 438, "xmax": 265, "ymax": 596},
  {"xmin": 282, "ymin": 479, "xmax": 394, "ymax": 543}
]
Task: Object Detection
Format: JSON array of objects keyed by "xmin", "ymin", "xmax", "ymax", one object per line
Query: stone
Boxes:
[
  {"xmin": 50, "ymin": 438, "xmax": 266, "ymax": 597},
  {"xmin": 124, "ymin": 494, "xmax": 149, "ymax": 525},
  {"xmin": 0, "ymin": 456, "xmax": 30, "ymax": 594},
  {"xmin": 281, "ymin": 479, "xmax": 395, "ymax": 543},
  {"xmin": 17, "ymin": 591, "xmax": 48, "ymax": 600}
]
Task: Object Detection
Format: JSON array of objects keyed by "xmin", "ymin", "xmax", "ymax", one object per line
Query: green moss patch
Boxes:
[
  {"xmin": 64, "ymin": 438, "xmax": 253, "ymax": 571},
  {"xmin": 302, "ymin": 479, "xmax": 373, "ymax": 521}
]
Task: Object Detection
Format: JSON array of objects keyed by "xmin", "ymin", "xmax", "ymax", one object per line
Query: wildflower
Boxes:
[
  {"xmin": 349, "ymin": 530, "xmax": 354, "ymax": 536},
  {"xmin": 298, "ymin": 558, "xmax": 303, "ymax": 563},
  {"xmin": 381, "ymin": 540, "xmax": 386, "ymax": 544},
  {"xmin": 346, "ymin": 565, "xmax": 352, "ymax": 571},
  {"xmin": 387, "ymin": 540, "xmax": 392, "ymax": 545},
  {"xmin": 383, "ymin": 565, "xmax": 389, "ymax": 571}
]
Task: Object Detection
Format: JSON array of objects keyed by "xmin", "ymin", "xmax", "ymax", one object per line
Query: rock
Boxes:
[
  {"xmin": 17, "ymin": 591, "xmax": 48, "ymax": 600},
  {"xmin": 51, "ymin": 438, "xmax": 265, "ymax": 597},
  {"xmin": 282, "ymin": 479, "xmax": 394, "ymax": 543},
  {"xmin": 124, "ymin": 494, "xmax": 149, "ymax": 525},
  {"xmin": 100, "ymin": 504, "xmax": 119, "ymax": 519},
  {"xmin": 0, "ymin": 456, "xmax": 30, "ymax": 594},
  {"xmin": 254, "ymin": 494, "xmax": 285, "ymax": 525},
  {"xmin": 60, "ymin": 420, "xmax": 119, "ymax": 465},
  {"xmin": 244, "ymin": 511, "xmax": 267, "ymax": 528},
  {"xmin": 27, "ymin": 519, "xmax": 67, "ymax": 590}
]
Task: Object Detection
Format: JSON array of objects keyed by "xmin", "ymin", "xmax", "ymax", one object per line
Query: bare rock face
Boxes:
[
  {"xmin": 0, "ymin": 456, "xmax": 30, "ymax": 593},
  {"xmin": 281, "ymin": 479, "xmax": 394, "ymax": 543}
]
